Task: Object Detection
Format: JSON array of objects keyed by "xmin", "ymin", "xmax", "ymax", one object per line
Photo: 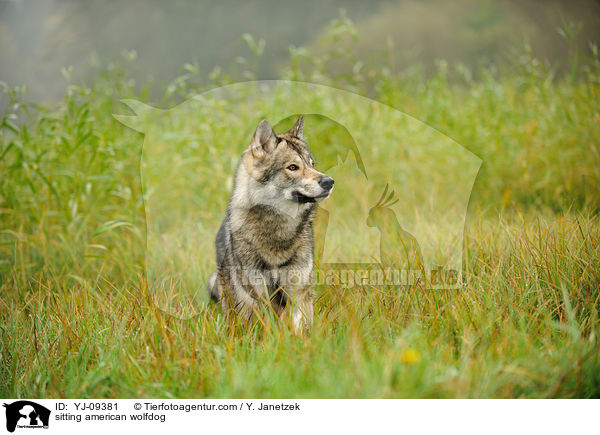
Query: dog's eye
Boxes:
[{"xmin": 287, "ymin": 164, "xmax": 299, "ymax": 171}]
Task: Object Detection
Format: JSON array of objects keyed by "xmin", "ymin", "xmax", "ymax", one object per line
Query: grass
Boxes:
[
  {"xmin": 1, "ymin": 213, "xmax": 599, "ymax": 398},
  {"xmin": 1, "ymin": 22, "xmax": 600, "ymax": 397}
]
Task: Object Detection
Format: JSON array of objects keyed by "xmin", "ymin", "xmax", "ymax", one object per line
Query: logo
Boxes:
[
  {"xmin": 3, "ymin": 401, "xmax": 50, "ymax": 433},
  {"xmin": 114, "ymin": 80, "xmax": 481, "ymax": 318}
]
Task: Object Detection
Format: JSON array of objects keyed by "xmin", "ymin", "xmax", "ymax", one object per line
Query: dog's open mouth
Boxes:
[{"xmin": 291, "ymin": 190, "xmax": 331, "ymax": 203}]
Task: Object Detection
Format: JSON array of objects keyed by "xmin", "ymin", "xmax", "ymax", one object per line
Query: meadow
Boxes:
[{"xmin": 1, "ymin": 27, "xmax": 600, "ymax": 397}]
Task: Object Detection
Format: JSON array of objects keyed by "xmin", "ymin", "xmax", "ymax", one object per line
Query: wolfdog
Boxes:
[{"xmin": 208, "ymin": 116, "xmax": 334, "ymax": 333}]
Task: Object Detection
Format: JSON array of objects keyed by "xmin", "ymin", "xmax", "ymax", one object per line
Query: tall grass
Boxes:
[{"xmin": 1, "ymin": 19, "xmax": 599, "ymax": 397}]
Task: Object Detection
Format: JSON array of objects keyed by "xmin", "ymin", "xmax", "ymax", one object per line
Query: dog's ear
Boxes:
[
  {"xmin": 288, "ymin": 115, "xmax": 304, "ymax": 139},
  {"xmin": 250, "ymin": 119, "xmax": 278, "ymax": 158}
]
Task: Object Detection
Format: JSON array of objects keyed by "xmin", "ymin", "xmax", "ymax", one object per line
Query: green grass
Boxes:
[
  {"xmin": 1, "ymin": 213, "xmax": 599, "ymax": 397},
  {"xmin": 1, "ymin": 28, "xmax": 600, "ymax": 397}
]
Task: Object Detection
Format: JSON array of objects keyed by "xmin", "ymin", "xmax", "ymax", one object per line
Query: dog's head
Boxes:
[{"xmin": 242, "ymin": 116, "xmax": 334, "ymax": 205}]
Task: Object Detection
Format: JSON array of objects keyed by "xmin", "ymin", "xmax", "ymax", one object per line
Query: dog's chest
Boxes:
[{"xmin": 238, "ymin": 206, "xmax": 310, "ymax": 257}]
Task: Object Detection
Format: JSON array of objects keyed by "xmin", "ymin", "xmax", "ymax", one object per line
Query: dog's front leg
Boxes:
[
  {"xmin": 278, "ymin": 264, "xmax": 314, "ymax": 334},
  {"xmin": 283, "ymin": 287, "xmax": 313, "ymax": 335}
]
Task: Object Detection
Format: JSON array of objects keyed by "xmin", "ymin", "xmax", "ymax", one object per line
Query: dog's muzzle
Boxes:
[{"xmin": 291, "ymin": 176, "xmax": 334, "ymax": 203}]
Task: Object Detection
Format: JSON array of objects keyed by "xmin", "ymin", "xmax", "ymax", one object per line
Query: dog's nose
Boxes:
[{"xmin": 319, "ymin": 176, "xmax": 334, "ymax": 191}]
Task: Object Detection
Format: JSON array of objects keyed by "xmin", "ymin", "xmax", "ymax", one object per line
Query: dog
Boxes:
[{"xmin": 208, "ymin": 116, "xmax": 334, "ymax": 333}]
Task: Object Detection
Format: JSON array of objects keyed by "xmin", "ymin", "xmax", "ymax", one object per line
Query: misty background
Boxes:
[{"xmin": 1, "ymin": 0, "xmax": 599, "ymax": 102}]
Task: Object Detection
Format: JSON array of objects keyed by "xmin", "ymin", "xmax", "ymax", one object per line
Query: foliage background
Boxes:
[{"xmin": 1, "ymin": 2, "xmax": 599, "ymax": 397}]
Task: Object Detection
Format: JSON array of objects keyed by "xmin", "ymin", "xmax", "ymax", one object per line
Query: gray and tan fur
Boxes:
[{"xmin": 208, "ymin": 116, "xmax": 334, "ymax": 333}]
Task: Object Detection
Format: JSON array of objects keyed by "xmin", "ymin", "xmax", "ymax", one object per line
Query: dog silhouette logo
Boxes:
[
  {"xmin": 114, "ymin": 80, "xmax": 481, "ymax": 317},
  {"xmin": 3, "ymin": 401, "xmax": 50, "ymax": 432}
]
